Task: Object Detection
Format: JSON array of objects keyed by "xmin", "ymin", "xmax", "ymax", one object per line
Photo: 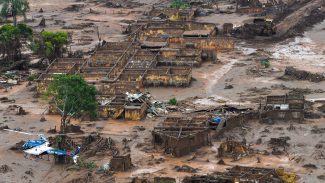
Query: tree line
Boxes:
[{"xmin": 0, "ymin": 0, "xmax": 68, "ymax": 62}]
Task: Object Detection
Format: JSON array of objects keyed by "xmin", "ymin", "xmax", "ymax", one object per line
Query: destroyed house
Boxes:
[
  {"xmin": 37, "ymin": 7, "xmax": 236, "ymax": 121},
  {"xmin": 97, "ymin": 93, "xmax": 148, "ymax": 121},
  {"xmin": 183, "ymin": 166, "xmax": 286, "ymax": 183},
  {"xmin": 261, "ymin": 94, "xmax": 305, "ymax": 121},
  {"xmin": 148, "ymin": 7, "xmax": 195, "ymax": 21},
  {"xmin": 152, "ymin": 116, "xmax": 210, "ymax": 157},
  {"xmin": 110, "ymin": 154, "xmax": 132, "ymax": 171},
  {"xmin": 236, "ymin": 0, "xmax": 263, "ymax": 14},
  {"xmin": 36, "ymin": 58, "xmax": 85, "ymax": 93}
]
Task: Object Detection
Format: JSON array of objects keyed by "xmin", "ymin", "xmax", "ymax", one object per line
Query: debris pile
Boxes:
[
  {"xmin": 48, "ymin": 136, "xmax": 77, "ymax": 155},
  {"xmin": 311, "ymin": 126, "xmax": 325, "ymax": 134},
  {"xmin": 147, "ymin": 100, "xmax": 168, "ymax": 117},
  {"xmin": 63, "ymin": 4, "xmax": 85, "ymax": 12},
  {"xmin": 65, "ymin": 125, "xmax": 84, "ymax": 134},
  {"xmin": 218, "ymin": 140, "xmax": 251, "ymax": 160},
  {"xmin": 67, "ymin": 172, "xmax": 93, "ymax": 183},
  {"xmin": 280, "ymin": 67, "xmax": 325, "ymax": 83},
  {"xmin": 6, "ymin": 105, "xmax": 27, "ymax": 115},
  {"xmin": 103, "ymin": 0, "xmax": 144, "ymax": 8},
  {"xmin": 0, "ymin": 97, "xmax": 15, "ymax": 103},
  {"xmin": 0, "ymin": 164, "xmax": 13, "ymax": 174},
  {"xmin": 0, "ymin": 71, "xmax": 22, "ymax": 85},
  {"xmin": 131, "ymin": 177, "xmax": 150, "ymax": 183},
  {"xmin": 0, "ymin": 125, "xmax": 9, "ymax": 130},
  {"xmin": 174, "ymin": 165, "xmax": 198, "ymax": 173},
  {"xmin": 81, "ymin": 135, "xmax": 118, "ymax": 157},
  {"xmin": 303, "ymin": 163, "xmax": 317, "ymax": 169},
  {"xmin": 183, "ymin": 166, "xmax": 297, "ymax": 183},
  {"xmin": 234, "ymin": 18, "xmax": 276, "ymax": 37},
  {"xmin": 9, "ymin": 140, "xmax": 25, "ymax": 151},
  {"xmin": 154, "ymin": 177, "xmax": 176, "ymax": 183},
  {"xmin": 268, "ymin": 136, "xmax": 290, "ymax": 155}
]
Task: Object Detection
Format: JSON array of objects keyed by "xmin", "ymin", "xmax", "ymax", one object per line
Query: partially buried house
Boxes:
[{"xmin": 260, "ymin": 93, "xmax": 305, "ymax": 122}]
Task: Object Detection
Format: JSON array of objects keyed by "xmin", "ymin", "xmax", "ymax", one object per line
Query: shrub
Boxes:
[{"xmin": 168, "ymin": 98, "xmax": 177, "ymax": 105}]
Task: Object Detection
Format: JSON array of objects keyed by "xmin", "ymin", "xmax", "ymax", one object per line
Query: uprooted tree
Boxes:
[
  {"xmin": 0, "ymin": 23, "xmax": 32, "ymax": 61},
  {"xmin": 0, "ymin": 0, "xmax": 30, "ymax": 26},
  {"xmin": 46, "ymin": 74, "xmax": 97, "ymax": 133}
]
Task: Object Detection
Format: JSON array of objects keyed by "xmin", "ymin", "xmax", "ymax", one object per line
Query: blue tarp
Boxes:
[{"xmin": 212, "ymin": 117, "xmax": 221, "ymax": 123}]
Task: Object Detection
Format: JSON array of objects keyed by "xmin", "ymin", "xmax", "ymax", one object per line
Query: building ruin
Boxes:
[
  {"xmin": 37, "ymin": 7, "xmax": 234, "ymax": 120},
  {"xmin": 260, "ymin": 93, "xmax": 305, "ymax": 122},
  {"xmin": 152, "ymin": 116, "xmax": 211, "ymax": 157},
  {"xmin": 183, "ymin": 165, "xmax": 296, "ymax": 183}
]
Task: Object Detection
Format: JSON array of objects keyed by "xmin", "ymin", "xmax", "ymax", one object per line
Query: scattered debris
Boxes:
[
  {"xmin": 25, "ymin": 169, "xmax": 34, "ymax": 177},
  {"xmin": 183, "ymin": 166, "xmax": 297, "ymax": 183},
  {"xmin": 269, "ymin": 137, "xmax": 290, "ymax": 148},
  {"xmin": 303, "ymin": 163, "xmax": 317, "ymax": 169},
  {"xmin": 0, "ymin": 165, "xmax": 13, "ymax": 174},
  {"xmin": 81, "ymin": 135, "xmax": 117, "ymax": 157},
  {"xmin": 0, "ymin": 97, "xmax": 15, "ymax": 103},
  {"xmin": 39, "ymin": 17, "xmax": 46, "ymax": 27},
  {"xmin": 0, "ymin": 125, "xmax": 9, "ymax": 130},
  {"xmin": 311, "ymin": 126, "xmax": 325, "ymax": 134},
  {"xmin": 317, "ymin": 175, "xmax": 325, "ymax": 180},
  {"xmin": 40, "ymin": 116, "xmax": 46, "ymax": 122},
  {"xmin": 174, "ymin": 165, "xmax": 198, "ymax": 173},
  {"xmin": 217, "ymin": 159, "xmax": 225, "ymax": 165},
  {"xmin": 9, "ymin": 141, "xmax": 25, "ymax": 151},
  {"xmin": 224, "ymin": 84, "xmax": 234, "ymax": 89},
  {"xmin": 154, "ymin": 177, "xmax": 176, "ymax": 183},
  {"xmin": 67, "ymin": 172, "xmax": 93, "ymax": 183},
  {"xmin": 6, "ymin": 105, "xmax": 27, "ymax": 115},
  {"xmin": 64, "ymin": 4, "xmax": 85, "ymax": 12}
]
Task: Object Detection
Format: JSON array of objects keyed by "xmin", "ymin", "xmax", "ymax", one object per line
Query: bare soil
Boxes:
[{"xmin": 0, "ymin": 0, "xmax": 324, "ymax": 183}]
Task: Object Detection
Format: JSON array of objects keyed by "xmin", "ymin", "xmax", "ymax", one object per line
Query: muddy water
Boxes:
[
  {"xmin": 268, "ymin": 21, "xmax": 325, "ymax": 72},
  {"xmin": 305, "ymin": 20, "xmax": 325, "ymax": 46}
]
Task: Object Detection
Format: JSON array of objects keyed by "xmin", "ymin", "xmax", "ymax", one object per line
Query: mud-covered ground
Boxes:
[
  {"xmin": 0, "ymin": 0, "xmax": 325, "ymax": 183},
  {"xmin": 24, "ymin": 0, "xmax": 163, "ymax": 52}
]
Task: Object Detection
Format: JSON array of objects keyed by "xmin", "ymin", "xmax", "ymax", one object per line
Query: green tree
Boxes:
[
  {"xmin": 33, "ymin": 31, "xmax": 68, "ymax": 60},
  {"xmin": 0, "ymin": 0, "xmax": 30, "ymax": 26},
  {"xmin": 46, "ymin": 74, "xmax": 97, "ymax": 133},
  {"xmin": 0, "ymin": 23, "xmax": 32, "ymax": 61},
  {"xmin": 170, "ymin": 0, "xmax": 189, "ymax": 9}
]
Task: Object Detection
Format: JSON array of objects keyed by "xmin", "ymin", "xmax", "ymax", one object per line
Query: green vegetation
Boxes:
[
  {"xmin": 27, "ymin": 74, "xmax": 36, "ymax": 81},
  {"xmin": 168, "ymin": 97, "xmax": 177, "ymax": 105},
  {"xmin": 77, "ymin": 159, "xmax": 97, "ymax": 169},
  {"xmin": 170, "ymin": 0, "xmax": 189, "ymax": 9},
  {"xmin": 260, "ymin": 58, "xmax": 270, "ymax": 68},
  {"xmin": 0, "ymin": 0, "xmax": 30, "ymax": 26},
  {"xmin": 32, "ymin": 31, "xmax": 68, "ymax": 60},
  {"xmin": 0, "ymin": 23, "xmax": 32, "ymax": 61},
  {"xmin": 46, "ymin": 75, "xmax": 97, "ymax": 133}
]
